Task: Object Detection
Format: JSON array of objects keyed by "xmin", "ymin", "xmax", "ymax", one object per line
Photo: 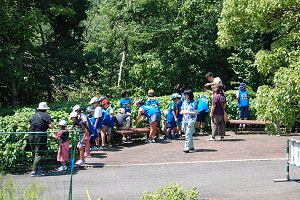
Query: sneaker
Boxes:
[
  {"xmin": 239, "ymin": 124, "xmax": 243, "ymax": 128},
  {"xmin": 100, "ymin": 146, "xmax": 107, "ymax": 150},
  {"xmin": 152, "ymin": 140, "xmax": 156, "ymax": 143},
  {"xmin": 58, "ymin": 166, "xmax": 68, "ymax": 171},
  {"xmin": 207, "ymin": 137, "xmax": 216, "ymax": 141},
  {"xmin": 200, "ymin": 129, "xmax": 204, "ymax": 134},
  {"xmin": 91, "ymin": 146, "xmax": 99, "ymax": 151},
  {"xmin": 75, "ymin": 160, "xmax": 85, "ymax": 166},
  {"xmin": 183, "ymin": 149, "xmax": 189, "ymax": 153},
  {"xmin": 189, "ymin": 147, "xmax": 195, "ymax": 150},
  {"xmin": 84, "ymin": 152, "xmax": 91, "ymax": 157},
  {"xmin": 106, "ymin": 143, "xmax": 112, "ymax": 148},
  {"xmin": 220, "ymin": 137, "xmax": 225, "ymax": 141},
  {"xmin": 121, "ymin": 137, "xmax": 127, "ymax": 142},
  {"xmin": 242, "ymin": 124, "xmax": 246, "ymax": 129},
  {"xmin": 145, "ymin": 139, "xmax": 153, "ymax": 143},
  {"xmin": 30, "ymin": 172, "xmax": 42, "ymax": 177}
]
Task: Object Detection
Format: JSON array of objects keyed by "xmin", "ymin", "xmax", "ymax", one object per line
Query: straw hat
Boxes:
[{"xmin": 37, "ymin": 102, "xmax": 50, "ymax": 110}]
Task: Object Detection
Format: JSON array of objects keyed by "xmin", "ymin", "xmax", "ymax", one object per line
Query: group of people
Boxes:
[{"xmin": 28, "ymin": 72, "xmax": 250, "ymax": 176}]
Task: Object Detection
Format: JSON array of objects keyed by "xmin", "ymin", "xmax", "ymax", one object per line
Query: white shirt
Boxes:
[
  {"xmin": 94, "ymin": 106, "xmax": 102, "ymax": 118},
  {"xmin": 213, "ymin": 77, "xmax": 223, "ymax": 86}
]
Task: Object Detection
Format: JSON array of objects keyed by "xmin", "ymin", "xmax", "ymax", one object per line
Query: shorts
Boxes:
[
  {"xmin": 176, "ymin": 121, "xmax": 182, "ymax": 127},
  {"xmin": 239, "ymin": 106, "xmax": 249, "ymax": 119},
  {"xmin": 149, "ymin": 112, "xmax": 161, "ymax": 124},
  {"xmin": 197, "ymin": 111, "xmax": 208, "ymax": 123},
  {"xmin": 106, "ymin": 126, "xmax": 112, "ymax": 135},
  {"xmin": 166, "ymin": 122, "xmax": 176, "ymax": 129}
]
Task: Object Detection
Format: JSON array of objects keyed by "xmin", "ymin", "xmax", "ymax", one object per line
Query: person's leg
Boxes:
[
  {"xmin": 95, "ymin": 129, "xmax": 101, "ymax": 147},
  {"xmin": 243, "ymin": 106, "xmax": 249, "ymax": 129},
  {"xmin": 101, "ymin": 126, "xmax": 107, "ymax": 147},
  {"xmin": 149, "ymin": 121, "xmax": 158, "ymax": 140},
  {"xmin": 79, "ymin": 148, "xmax": 85, "ymax": 161},
  {"xmin": 184, "ymin": 121, "xmax": 195, "ymax": 151},
  {"xmin": 210, "ymin": 116, "xmax": 218, "ymax": 139},
  {"xmin": 218, "ymin": 116, "xmax": 225, "ymax": 138}
]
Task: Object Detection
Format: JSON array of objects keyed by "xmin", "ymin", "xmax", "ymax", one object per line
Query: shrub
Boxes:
[{"xmin": 138, "ymin": 183, "xmax": 199, "ymax": 200}]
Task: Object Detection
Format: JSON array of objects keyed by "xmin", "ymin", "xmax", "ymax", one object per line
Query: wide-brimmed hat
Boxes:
[
  {"xmin": 37, "ymin": 102, "xmax": 50, "ymax": 110},
  {"xmin": 58, "ymin": 120, "xmax": 67, "ymax": 127},
  {"xmin": 69, "ymin": 111, "xmax": 78, "ymax": 119},
  {"xmin": 72, "ymin": 104, "xmax": 81, "ymax": 112},
  {"xmin": 86, "ymin": 106, "xmax": 95, "ymax": 113},
  {"xmin": 89, "ymin": 97, "xmax": 100, "ymax": 104},
  {"xmin": 148, "ymin": 89, "xmax": 155, "ymax": 97}
]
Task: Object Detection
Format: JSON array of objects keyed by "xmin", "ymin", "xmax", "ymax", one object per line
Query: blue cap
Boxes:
[
  {"xmin": 171, "ymin": 93, "xmax": 181, "ymax": 100},
  {"xmin": 240, "ymin": 82, "xmax": 247, "ymax": 90}
]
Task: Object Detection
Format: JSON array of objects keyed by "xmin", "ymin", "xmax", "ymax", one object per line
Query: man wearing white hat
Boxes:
[{"xmin": 28, "ymin": 102, "xmax": 54, "ymax": 177}]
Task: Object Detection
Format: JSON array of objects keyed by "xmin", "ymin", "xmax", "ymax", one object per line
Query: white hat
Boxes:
[
  {"xmin": 118, "ymin": 108, "xmax": 125, "ymax": 114},
  {"xmin": 89, "ymin": 97, "xmax": 100, "ymax": 104},
  {"xmin": 69, "ymin": 111, "xmax": 78, "ymax": 119},
  {"xmin": 37, "ymin": 102, "xmax": 50, "ymax": 110},
  {"xmin": 72, "ymin": 104, "xmax": 81, "ymax": 112},
  {"xmin": 58, "ymin": 120, "xmax": 67, "ymax": 126}
]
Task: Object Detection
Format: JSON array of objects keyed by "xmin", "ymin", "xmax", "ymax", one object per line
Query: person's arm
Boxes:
[
  {"xmin": 48, "ymin": 122, "xmax": 54, "ymax": 129},
  {"xmin": 82, "ymin": 128, "xmax": 89, "ymax": 143},
  {"xmin": 210, "ymin": 105, "xmax": 216, "ymax": 118},
  {"xmin": 135, "ymin": 111, "xmax": 142, "ymax": 124},
  {"xmin": 172, "ymin": 109, "xmax": 178, "ymax": 122}
]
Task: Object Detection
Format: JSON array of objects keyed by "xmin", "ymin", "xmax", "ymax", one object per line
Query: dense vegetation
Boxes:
[{"xmin": 0, "ymin": 1, "xmax": 299, "ymax": 131}]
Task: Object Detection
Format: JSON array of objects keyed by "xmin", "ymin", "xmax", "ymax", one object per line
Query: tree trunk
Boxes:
[
  {"xmin": 11, "ymin": 82, "xmax": 19, "ymax": 108},
  {"xmin": 118, "ymin": 51, "xmax": 126, "ymax": 87}
]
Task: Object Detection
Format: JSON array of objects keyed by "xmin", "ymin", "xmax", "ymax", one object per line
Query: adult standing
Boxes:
[
  {"xmin": 207, "ymin": 86, "xmax": 226, "ymax": 141},
  {"xmin": 204, "ymin": 72, "xmax": 224, "ymax": 95},
  {"xmin": 28, "ymin": 102, "xmax": 54, "ymax": 177}
]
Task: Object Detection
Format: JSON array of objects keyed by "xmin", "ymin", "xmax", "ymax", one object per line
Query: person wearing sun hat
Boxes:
[
  {"xmin": 28, "ymin": 102, "xmax": 54, "ymax": 177},
  {"xmin": 89, "ymin": 97, "xmax": 102, "ymax": 151}
]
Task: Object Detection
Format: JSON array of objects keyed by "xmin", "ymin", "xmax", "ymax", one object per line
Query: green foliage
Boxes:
[
  {"xmin": 0, "ymin": 177, "xmax": 47, "ymax": 200},
  {"xmin": 217, "ymin": 0, "xmax": 300, "ymax": 133},
  {"xmin": 138, "ymin": 183, "xmax": 199, "ymax": 200}
]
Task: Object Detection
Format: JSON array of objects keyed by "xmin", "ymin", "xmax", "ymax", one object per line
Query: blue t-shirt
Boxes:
[
  {"xmin": 238, "ymin": 89, "xmax": 249, "ymax": 107},
  {"xmin": 167, "ymin": 102, "xmax": 177, "ymax": 122},
  {"xmin": 146, "ymin": 98, "xmax": 161, "ymax": 113},
  {"xmin": 141, "ymin": 105, "xmax": 160, "ymax": 118},
  {"xmin": 176, "ymin": 101, "xmax": 183, "ymax": 122},
  {"xmin": 120, "ymin": 98, "xmax": 131, "ymax": 113},
  {"xmin": 198, "ymin": 97, "xmax": 210, "ymax": 113}
]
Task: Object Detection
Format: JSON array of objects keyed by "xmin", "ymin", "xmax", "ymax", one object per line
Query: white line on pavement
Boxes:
[{"xmin": 85, "ymin": 158, "xmax": 286, "ymax": 168}]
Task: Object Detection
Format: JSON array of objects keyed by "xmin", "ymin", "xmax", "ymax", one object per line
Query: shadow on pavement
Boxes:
[{"xmin": 195, "ymin": 149, "xmax": 218, "ymax": 153}]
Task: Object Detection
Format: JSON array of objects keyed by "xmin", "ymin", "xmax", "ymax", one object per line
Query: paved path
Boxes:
[{"xmin": 7, "ymin": 132, "xmax": 300, "ymax": 199}]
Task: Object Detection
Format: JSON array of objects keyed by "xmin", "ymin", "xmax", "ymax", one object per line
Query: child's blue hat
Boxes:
[
  {"xmin": 171, "ymin": 93, "xmax": 181, "ymax": 100},
  {"xmin": 240, "ymin": 82, "xmax": 247, "ymax": 89}
]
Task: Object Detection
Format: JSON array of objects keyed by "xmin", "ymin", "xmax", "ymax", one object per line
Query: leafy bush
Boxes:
[
  {"xmin": 138, "ymin": 183, "xmax": 199, "ymax": 200},
  {"xmin": 0, "ymin": 177, "xmax": 47, "ymax": 200}
]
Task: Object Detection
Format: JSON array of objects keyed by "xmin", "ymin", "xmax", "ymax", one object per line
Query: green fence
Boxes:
[{"xmin": 0, "ymin": 130, "xmax": 79, "ymax": 200}]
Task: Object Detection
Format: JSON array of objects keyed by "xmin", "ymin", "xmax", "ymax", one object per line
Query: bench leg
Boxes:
[{"xmin": 234, "ymin": 124, "xmax": 238, "ymax": 134}]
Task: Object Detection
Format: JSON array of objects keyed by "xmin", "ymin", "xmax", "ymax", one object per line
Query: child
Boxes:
[
  {"xmin": 90, "ymin": 97, "xmax": 102, "ymax": 151},
  {"xmin": 70, "ymin": 112, "xmax": 89, "ymax": 166},
  {"xmin": 196, "ymin": 95, "xmax": 210, "ymax": 134},
  {"xmin": 114, "ymin": 108, "xmax": 131, "ymax": 141},
  {"xmin": 73, "ymin": 105, "xmax": 90, "ymax": 157},
  {"xmin": 135, "ymin": 100, "xmax": 161, "ymax": 143},
  {"xmin": 174, "ymin": 84, "xmax": 185, "ymax": 136},
  {"xmin": 181, "ymin": 90, "xmax": 198, "ymax": 153},
  {"xmin": 51, "ymin": 120, "xmax": 69, "ymax": 171},
  {"xmin": 236, "ymin": 82, "xmax": 249, "ymax": 129},
  {"xmin": 208, "ymin": 85, "xmax": 226, "ymax": 141},
  {"xmin": 120, "ymin": 90, "xmax": 131, "ymax": 114},
  {"xmin": 146, "ymin": 90, "xmax": 161, "ymax": 113},
  {"xmin": 166, "ymin": 93, "xmax": 180, "ymax": 139},
  {"xmin": 102, "ymin": 99, "xmax": 114, "ymax": 148}
]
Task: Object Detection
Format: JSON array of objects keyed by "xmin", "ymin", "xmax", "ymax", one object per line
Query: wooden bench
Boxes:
[
  {"xmin": 229, "ymin": 120, "xmax": 272, "ymax": 134},
  {"xmin": 114, "ymin": 128, "xmax": 150, "ymax": 139}
]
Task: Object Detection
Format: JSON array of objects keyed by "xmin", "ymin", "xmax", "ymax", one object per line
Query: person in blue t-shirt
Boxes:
[
  {"xmin": 165, "ymin": 93, "xmax": 181, "ymax": 140},
  {"xmin": 236, "ymin": 82, "xmax": 250, "ymax": 129},
  {"xmin": 196, "ymin": 95, "xmax": 210, "ymax": 134},
  {"xmin": 174, "ymin": 84, "xmax": 185, "ymax": 137},
  {"xmin": 120, "ymin": 90, "xmax": 131, "ymax": 114},
  {"xmin": 146, "ymin": 90, "xmax": 161, "ymax": 113},
  {"xmin": 135, "ymin": 100, "xmax": 161, "ymax": 143}
]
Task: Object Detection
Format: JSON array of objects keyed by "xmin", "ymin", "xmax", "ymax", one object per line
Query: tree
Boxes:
[{"xmin": 217, "ymin": 0, "xmax": 300, "ymax": 133}]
